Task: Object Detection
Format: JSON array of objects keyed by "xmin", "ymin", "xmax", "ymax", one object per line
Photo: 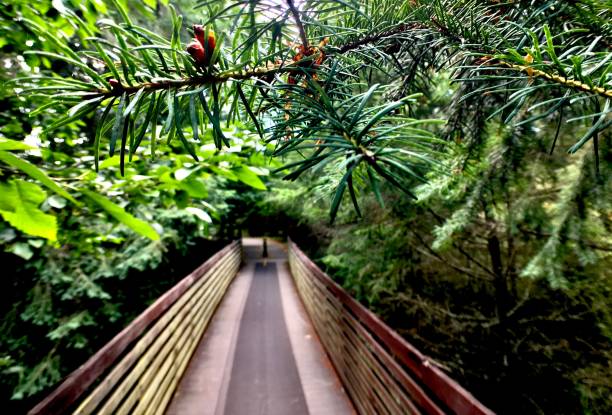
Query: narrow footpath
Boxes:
[{"xmin": 166, "ymin": 238, "xmax": 354, "ymax": 415}]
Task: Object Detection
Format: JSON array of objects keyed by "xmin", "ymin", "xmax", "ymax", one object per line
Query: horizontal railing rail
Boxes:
[
  {"xmin": 288, "ymin": 239, "xmax": 494, "ymax": 415},
  {"xmin": 29, "ymin": 240, "xmax": 242, "ymax": 415}
]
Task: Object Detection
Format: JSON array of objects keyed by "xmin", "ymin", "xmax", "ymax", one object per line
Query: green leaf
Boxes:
[
  {"xmin": 131, "ymin": 93, "xmax": 157, "ymax": 160},
  {"xmin": 28, "ymin": 239, "xmax": 45, "ymax": 248},
  {"xmin": 349, "ymin": 83, "xmax": 379, "ymax": 130},
  {"xmin": 174, "ymin": 97, "xmax": 199, "ymax": 161},
  {"xmin": 0, "ymin": 180, "xmax": 57, "ymax": 241},
  {"xmin": 67, "ymin": 97, "xmax": 104, "ymax": 118},
  {"xmin": 8, "ymin": 242, "xmax": 34, "ymax": 260},
  {"xmin": 568, "ymin": 99, "xmax": 610, "ymax": 153},
  {"xmin": 185, "ymin": 207, "xmax": 212, "ymax": 223},
  {"xmin": 189, "ymin": 94, "xmax": 200, "ymax": 142},
  {"xmin": 367, "ymin": 165, "xmax": 385, "ymax": 208},
  {"xmin": 0, "ymin": 138, "xmax": 34, "ymax": 151},
  {"xmin": 543, "ymin": 24, "xmax": 566, "ymax": 77},
  {"xmin": 330, "ymin": 166, "xmax": 354, "ymax": 224},
  {"xmin": 178, "ymin": 178, "xmax": 208, "ymax": 198},
  {"xmin": 355, "ymin": 96, "xmax": 415, "ymax": 142},
  {"xmin": 123, "ymin": 88, "xmax": 146, "ymax": 117},
  {"xmin": 24, "ymin": 51, "xmax": 105, "ymax": 85},
  {"xmin": 81, "ymin": 190, "xmax": 160, "ymax": 240},
  {"xmin": 0, "ymin": 151, "xmax": 78, "ymax": 205},
  {"xmin": 98, "ymin": 154, "xmax": 140, "ymax": 169},
  {"xmin": 94, "ymin": 97, "xmax": 117, "ymax": 171},
  {"xmin": 163, "ymin": 89, "xmax": 176, "ymax": 134},
  {"xmin": 119, "ymin": 114, "xmax": 131, "ymax": 176},
  {"xmin": 347, "ymin": 174, "xmax": 361, "ymax": 218},
  {"xmin": 234, "ymin": 166, "xmax": 267, "ymax": 190},
  {"xmin": 237, "ymin": 83, "xmax": 263, "ymax": 138},
  {"xmin": 110, "ymin": 0, "xmax": 133, "ymax": 26},
  {"xmin": 47, "ymin": 195, "xmax": 67, "ymax": 209},
  {"xmin": 110, "ymin": 93, "xmax": 128, "ymax": 156}
]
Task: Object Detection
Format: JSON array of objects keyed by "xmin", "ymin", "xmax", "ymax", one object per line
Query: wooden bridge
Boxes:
[{"xmin": 28, "ymin": 238, "xmax": 494, "ymax": 415}]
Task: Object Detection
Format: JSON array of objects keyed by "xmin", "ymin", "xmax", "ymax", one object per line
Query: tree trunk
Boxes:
[{"xmin": 487, "ymin": 233, "xmax": 512, "ymax": 319}]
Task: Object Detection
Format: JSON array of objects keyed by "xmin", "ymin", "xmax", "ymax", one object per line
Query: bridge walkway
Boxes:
[{"xmin": 166, "ymin": 238, "xmax": 354, "ymax": 415}]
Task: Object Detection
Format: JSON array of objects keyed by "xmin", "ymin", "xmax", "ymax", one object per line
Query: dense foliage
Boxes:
[{"xmin": 1, "ymin": 0, "xmax": 610, "ymax": 413}]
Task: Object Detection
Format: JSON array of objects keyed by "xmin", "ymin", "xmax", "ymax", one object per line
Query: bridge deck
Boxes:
[{"xmin": 166, "ymin": 238, "xmax": 354, "ymax": 415}]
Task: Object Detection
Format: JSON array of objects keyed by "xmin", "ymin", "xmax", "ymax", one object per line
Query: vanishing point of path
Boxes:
[{"xmin": 166, "ymin": 238, "xmax": 354, "ymax": 415}]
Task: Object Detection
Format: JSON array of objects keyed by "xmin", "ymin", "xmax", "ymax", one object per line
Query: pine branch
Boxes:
[
  {"xmin": 335, "ymin": 21, "xmax": 612, "ymax": 100},
  {"xmin": 93, "ymin": 64, "xmax": 298, "ymax": 98},
  {"xmin": 336, "ymin": 23, "xmax": 420, "ymax": 54},
  {"xmin": 11, "ymin": 0, "xmax": 610, "ymax": 221},
  {"xmin": 497, "ymin": 61, "xmax": 612, "ymax": 99},
  {"xmin": 286, "ymin": 0, "xmax": 309, "ymax": 49}
]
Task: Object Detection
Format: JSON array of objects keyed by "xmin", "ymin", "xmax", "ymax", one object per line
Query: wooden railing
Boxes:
[
  {"xmin": 29, "ymin": 241, "xmax": 242, "ymax": 415},
  {"xmin": 288, "ymin": 240, "xmax": 494, "ymax": 415}
]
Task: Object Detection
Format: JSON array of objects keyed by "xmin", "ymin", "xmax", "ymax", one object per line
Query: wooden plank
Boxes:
[
  {"xmin": 77, "ymin": 250, "xmax": 237, "ymax": 413},
  {"xmin": 134, "ymin": 254, "xmax": 237, "ymax": 413},
  {"xmin": 73, "ymin": 248, "xmax": 239, "ymax": 414},
  {"xmin": 306, "ymin": 277, "xmax": 404, "ymax": 415},
  {"xmin": 152, "ymin": 256, "xmax": 241, "ymax": 415},
  {"xmin": 288, "ymin": 240, "xmax": 494, "ymax": 415},
  {"xmin": 292, "ymin": 260, "xmax": 404, "ymax": 415},
  {"xmin": 29, "ymin": 241, "xmax": 240, "ymax": 415},
  {"xmin": 292, "ymin": 252, "xmax": 420, "ymax": 414},
  {"xmin": 99, "ymin": 253, "xmax": 239, "ymax": 414},
  {"xmin": 293, "ymin": 253, "xmax": 419, "ymax": 414},
  {"xmin": 341, "ymin": 310, "xmax": 439, "ymax": 415},
  {"xmin": 151, "ymin": 256, "xmax": 240, "ymax": 413},
  {"xmin": 292, "ymin": 252, "xmax": 397, "ymax": 414},
  {"xmin": 137, "ymin": 256, "xmax": 240, "ymax": 415},
  {"xmin": 312, "ymin": 329, "xmax": 372, "ymax": 413},
  {"xmin": 339, "ymin": 312, "xmax": 421, "ymax": 415},
  {"xmin": 144, "ymin": 253, "xmax": 239, "ymax": 411},
  {"xmin": 289, "ymin": 259, "xmax": 374, "ymax": 414},
  {"xmin": 336, "ymin": 326, "xmax": 397, "ymax": 414}
]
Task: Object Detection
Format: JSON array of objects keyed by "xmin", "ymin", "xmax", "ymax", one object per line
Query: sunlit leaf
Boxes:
[
  {"xmin": 81, "ymin": 190, "xmax": 160, "ymax": 240},
  {"xmin": 0, "ymin": 180, "xmax": 57, "ymax": 241},
  {"xmin": 0, "ymin": 151, "xmax": 78, "ymax": 205},
  {"xmin": 185, "ymin": 207, "xmax": 212, "ymax": 223},
  {"xmin": 234, "ymin": 165, "xmax": 267, "ymax": 190}
]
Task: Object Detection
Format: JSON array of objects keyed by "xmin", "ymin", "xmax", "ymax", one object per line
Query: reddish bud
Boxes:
[
  {"xmin": 193, "ymin": 24, "xmax": 205, "ymax": 46},
  {"xmin": 187, "ymin": 40, "xmax": 206, "ymax": 65},
  {"xmin": 207, "ymin": 31, "xmax": 216, "ymax": 54},
  {"xmin": 192, "ymin": 24, "xmax": 217, "ymax": 64}
]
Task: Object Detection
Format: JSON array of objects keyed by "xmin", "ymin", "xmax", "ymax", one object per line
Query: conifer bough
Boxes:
[{"xmin": 12, "ymin": 0, "xmax": 611, "ymax": 219}]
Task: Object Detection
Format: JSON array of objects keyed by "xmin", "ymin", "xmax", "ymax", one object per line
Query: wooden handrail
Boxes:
[
  {"xmin": 288, "ymin": 239, "xmax": 494, "ymax": 415},
  {"xmin": 28, "ymin": 240, "xmax": 241, "ymax": 415}
]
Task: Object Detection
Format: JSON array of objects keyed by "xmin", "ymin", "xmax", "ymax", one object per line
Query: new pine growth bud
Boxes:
[
  {"xmin": 187, "ymin": 40, "xmax": 206, "ymax": 65},
  {"xmin": 188, "ymin": 25, "xmax": 217, "ymax": 67},
  {"xmin": 193, "ymin": 25, "xmax": 216, "ymax": 53},
  {"xmin": 108, "ymin": 78, "xmax": 122, "ymax": 91}
]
